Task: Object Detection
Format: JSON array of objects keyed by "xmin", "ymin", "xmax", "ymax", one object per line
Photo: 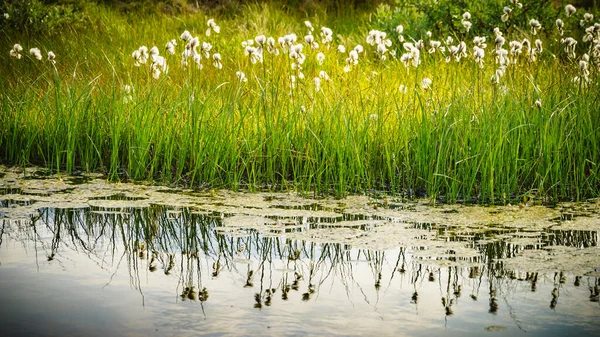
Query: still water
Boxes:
[{"xmin": 0, "ymin": 167, "xmax": 599, "ymax": 336}]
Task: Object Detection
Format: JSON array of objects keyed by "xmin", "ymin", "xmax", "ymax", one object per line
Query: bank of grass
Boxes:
[{"xmin": 0, "ymin": 2, "xmax": 599, "ymax": 202}]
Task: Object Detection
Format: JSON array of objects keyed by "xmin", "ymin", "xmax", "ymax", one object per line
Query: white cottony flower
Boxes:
[
  {"xmin": 266, "ymin": 37, "xmax": 279, "ymax": 55},
  {"xmin": 132, "ymin": 49, "xmax": 141, "ymax": 66},
  {"xmin": 462, "ymin": 20, "xmax": 472, "ymax": 32},
  {"xmin": 473, "ymin": 36, "xmax": 487, "ymax": 49},
  {"xmin": 562, "ymin": 37, "xmax": 578, "ymax": 59},
  {"xmin": 149, "ymin": 46, "xmax": 159, "ymax": 62},
  {"xmin": 304, "ymin": 34, "xmax": 318, "ymax": 49},
  {"xmin": 151, "ymin": 55, "xmax": 168, "ymax": 78},
  {"xmin": 495, "ymin": 35, "xmax": 506, "ymax": 49},
  {"xmin": 502, "ymin": 7, "xmax": 512, "ymax": 22},
  {"xmin": 556, "ymin": 19, "xmax": 564, "ymax": 36},
  {"xmin": 445, "ymin": 36, "xmax": 454, "ymax": 45},
  {"xmin": 290, "ymin": 75, "xmax": 296, "ymax": 88},
  {"xmin": 304, "ymin": 21, "xmax": 314, "ymax": 32},
  {"xmin": 30, "ymin": 47, "xmax": 42, "ymax": 60},
  {"xmin": 421, "ymin": 78, "xmax": 432, "ymax": 90},
  {"xmin": 316, "ymin": 52, "xmax": 325, "ymax": 65},
  {"xmin": 212, "ymin": 53, "xmax": 222, "ymax": 69},
  {"xmin": 241, "ymin": 39, "xmax": 254, "ymax": 48},
  {"xmin": 123, "ymin": 85, "xmax": 133, "ymax": 103},
  {"xmin": 473, "ymin": 46, "xmax": 485, "ymax": 68},
  {"xmin": 565, "ymin": 4, "xmax": 576, "ymax": 17},
  {"xmin": 529, "ymin": 19, "xmax": 541, "ymax": 35},
  {"xmin": 9, "ymin": 43, "xmax": 23, "ymax": 59},
  {"xmin": 245, "ymin": 46, "xmax": 263, "ymax": 64},
  {"xmin": 535, "ymin": 99, "xmax": 542, "ymax": 108},
  {"xmin": 398, "ymin": 84, "xmax": 407, "ymax": 94},
  {"xmin": 180, "ymin": 30, "xmax": 192, "ymax": 42},
  {"xmin": 47, "ymin": 51, "xmax": 56, "ymax": 64},
  {"xmin": 426, "ymin": 31, "xmax": 432, "ymax": 38},
  {"xmin": 236, "ymin": 71, "xmax": 247, "ymax": 82},
  {"xmin": 463, "ymin": 12, "xmax": 471, "ymax": 21},
  {"xmin": 396, "ymin": 25, "xmax": 404, "ymax": 34},
  {"xmin": 255, "ymin": 35, "xmax": 266, "ymax": 47},
  {"xmin": 348, "ymin": 50, "xmax": 359, "ymax": 63},
  {"xmin": 193, "ymin": 53, "xmax": 202, "ymax": 69},
  {"xmin": 201, "ymin": 42, "xmax": 212, "ymax": 58},
  {"xmin": 411, "ymin": 47, "xmax": 421, "ymax": 67},
  {"xmin": 319, "ymin": 70, "xmax": 330, "ymax": 81},
  {"xmin": 320, "ymin": 27, "xmax": 333, "ymax": 45},
  {"xmin": 428, "ymin": 40, "xmax": 441, "ymax": 54},
  {"xmin": 206, "ymin": 19, "xmax": 220, "ymax": 36},
  {"xmin": 186, "ymin": 37, "xmax": 200, "ymax": 55},
  {"xmin": 534, "ymin": 39, "xmax": 543, "ymax": 53},
  {"xmin": 581, "ymin": 13, "xmax": 594, "ymax": 27},
  {"xmin": 354, "ymin": 44, "xmax": 364, "ymax": 53},
  {"xmin": 166, "ymin": 40, "xmax": 176, "ymax": 54},
  {"xmin": 137, "ymin": 46, "xmax": 149, "ymax": 64},
  {"xmin": 583, "ymin": 26, "xmax": 595, "ymax": 42},
  {"xmin": 337, "ymin": 45, "xmax": 346, "ymax": 53},
  {"xmin": 314, "ymin": 77, "xmax": 321, "ymax": 92},
  {"xmin": 509, "ymin": 40, "xmax": 523, "ymax": 62},
  {"xmin": 511, "ymin": 0, "xmax": 523, "ymax": 8},
  {"xmin": 493, "ymin": 27, "xmax": 503, "ymax": 37}
]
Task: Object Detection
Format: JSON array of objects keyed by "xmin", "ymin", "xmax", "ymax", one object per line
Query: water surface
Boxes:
[{"xmin": 1, "ymin": 167, "xmax": 599, "ymax": 336}]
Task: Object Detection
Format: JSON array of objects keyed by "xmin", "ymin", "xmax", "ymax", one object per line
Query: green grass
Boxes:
[{"xmin": 0, "ymin": 2, "xmax": 599, "ymax": 202}]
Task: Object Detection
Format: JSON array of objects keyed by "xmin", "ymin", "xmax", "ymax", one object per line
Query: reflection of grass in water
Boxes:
[{"xmin": 1, "ymin": 203, "xmax": 599, "ymax": 316}]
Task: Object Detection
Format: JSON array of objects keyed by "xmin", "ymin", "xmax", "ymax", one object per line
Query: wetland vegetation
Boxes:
[{"xmin": 1, "ymin": 0, "xmax": 599, "ymax": 201}]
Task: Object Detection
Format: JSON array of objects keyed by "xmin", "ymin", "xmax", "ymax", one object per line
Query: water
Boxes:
[{"xmin": 1, "ymin": 167, "xmax": 599, "ymax": 336}]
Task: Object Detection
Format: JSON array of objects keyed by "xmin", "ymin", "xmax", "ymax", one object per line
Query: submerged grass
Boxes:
[{"xmin": 0, "ymin": 2, "xmax": 599, "ymax": 202}]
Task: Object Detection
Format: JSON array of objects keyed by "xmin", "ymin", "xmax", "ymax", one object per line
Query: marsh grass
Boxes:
[{"xmin": 0, "ymin": 2, "xmax": 599, "ymax": 203}]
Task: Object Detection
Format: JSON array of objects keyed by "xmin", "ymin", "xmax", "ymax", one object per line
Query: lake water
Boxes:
[{"xmin": 1, "ymin": 167, "xmax": 599, "ymax": 336}]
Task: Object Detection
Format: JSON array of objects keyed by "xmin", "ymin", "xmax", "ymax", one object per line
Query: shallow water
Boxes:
[{"xmin": 0, "ymin": 167, "xmax": 599, "ymax": 336}]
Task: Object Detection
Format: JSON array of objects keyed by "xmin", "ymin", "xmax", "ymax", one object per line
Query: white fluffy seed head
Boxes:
[{"xmin": 30, "ymin": 47, "xmax": 42, "ymax": 60}]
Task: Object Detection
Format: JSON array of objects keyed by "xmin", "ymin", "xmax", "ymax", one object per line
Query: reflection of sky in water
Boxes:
[{"xmin": 1, "ymin": 205, "xmax": 599, "ymax": 337}]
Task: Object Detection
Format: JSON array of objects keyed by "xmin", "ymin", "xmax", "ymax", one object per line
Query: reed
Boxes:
[{"xmin": 1, "ymin": 2, "xmax": 599, "ymax": 202}]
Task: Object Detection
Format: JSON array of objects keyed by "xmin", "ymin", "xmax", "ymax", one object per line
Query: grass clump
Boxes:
[{"xmin": 0, "ymin": 1, "xmax": 599, "ymax": 203}]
